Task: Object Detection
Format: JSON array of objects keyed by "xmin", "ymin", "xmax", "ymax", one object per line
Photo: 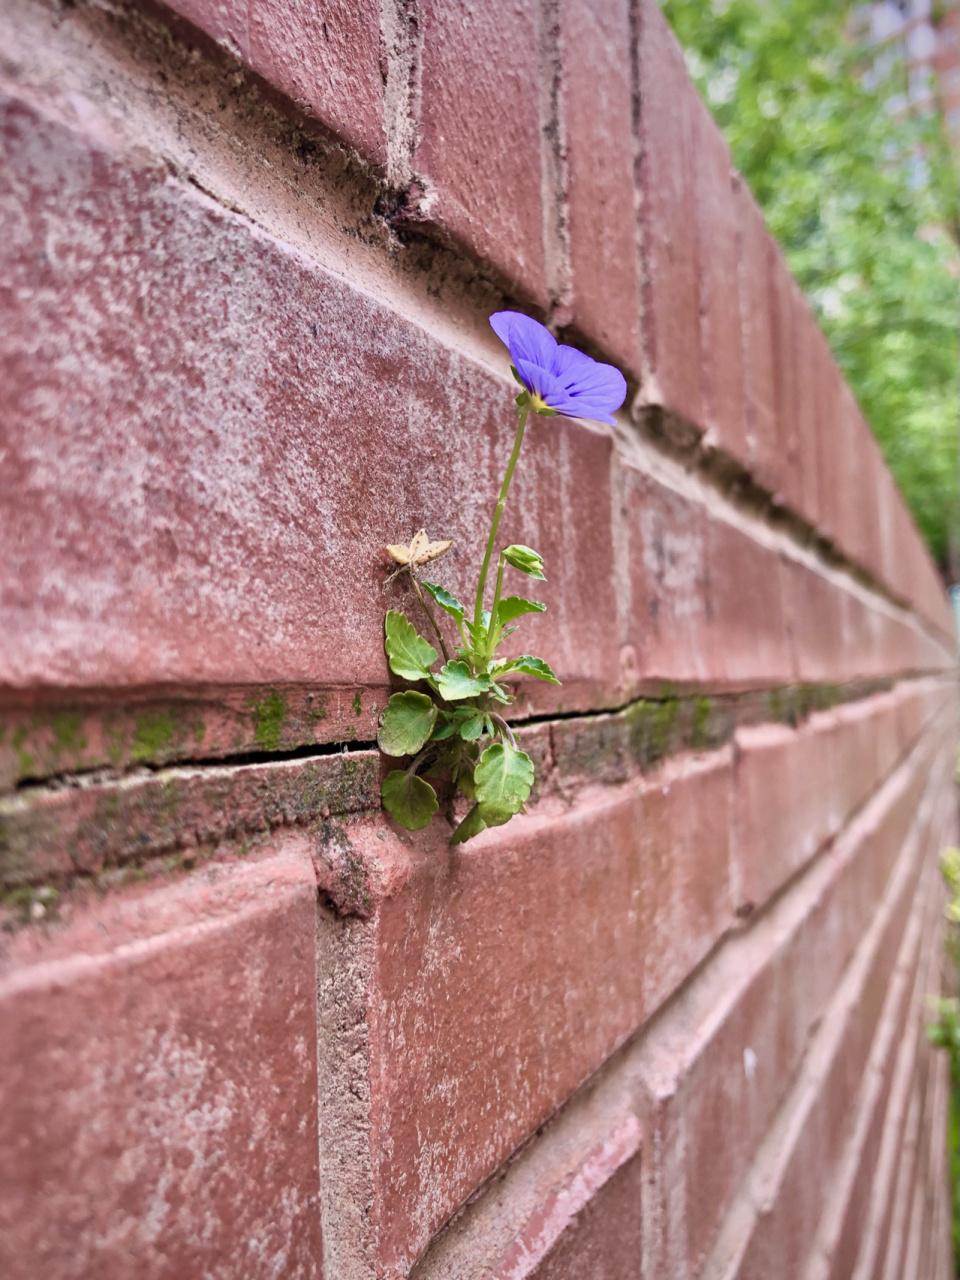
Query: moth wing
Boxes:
[
  {"xmin": 420, "ymin": 539, "xmax": 454, "ymax": 564},
  {"xmin": 408, "ymin": 529, "xmax": 429, "ymax": 561}
]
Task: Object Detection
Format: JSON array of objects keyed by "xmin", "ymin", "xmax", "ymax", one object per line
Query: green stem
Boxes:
[
  {"xmin": 473, "ymin": 406, "xmax": 528, "ymax": 634},
  {"xmin": 486, "ymin": 554, "xmax": 507, "ymax": 660},
  {"xmin": 410, "ymin": 574, "xmax": 450, "ymax": 663}
]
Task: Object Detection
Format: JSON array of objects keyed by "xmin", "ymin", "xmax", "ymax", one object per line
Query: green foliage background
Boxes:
[{"xmin": 661, "ymin": 0, "xmax": 960, "ymax": 576}]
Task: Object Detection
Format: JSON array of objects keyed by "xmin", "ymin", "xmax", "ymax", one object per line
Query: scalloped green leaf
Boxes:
[
  {"xmin": 381, "ymin": 770, "xmax": 439, "ymax": 831},
  {"xmin": 491, "ymin": 654, "xmax": 561, "ymax": 685},
  {"xmin": 421, "ymin": 581, "xmax": 466, "ymax": 625},
  {"xmin": 496, "ymin": 596, "xmax": 546, "ymax": 627},
  {"xmin": 502, "ymin": 545, "xmax": 546, "ymax": 581},
  {"xmin": 436, "ymin": 661, "xmax": 493, "ymax": 701},
  {"xmin": 377, "ymin": 690, "xmax": 438, "ymax": 757},
  {"xmin": 385, "ymin": 610, "xmax": 438, "ymax": 681},
  {"xmin": 458, "ymin": 711, "xmax": 485, "ymax": 741},
  {"xmin": 474, "ymin": 742, "xmax": 535, "ymax": 827},
  {"xmin": 450, "ymin": 803, "xmax": 487, "ymax": 845}
]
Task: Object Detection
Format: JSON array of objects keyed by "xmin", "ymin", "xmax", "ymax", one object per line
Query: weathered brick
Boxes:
[
  {"xmin": 317, "ymin": 750, "xmax": 734, "ymax": 1275},
  {"xmin": 634, "ymin": 0, "xmax": 702, "ymax": 428},
  {"xmin": 833, "ymin": 881, "xmax": 944, "ymax": 1280},
  {"xmin": 0, "ymin": 750, "xmax": 380, "ymax": 891},
  {"xmin": 415, "ymin": 0, "xmax": 548, "ymax": 306},
  {"xmin": 735, "ymin": 179, "xmax": 779, "ymax": 496},
  {"xmin": 523, "ymin": 1155, "xmax": 643, "ymax": 1280},
  {"xmin": 0, "ymin": 92, "xmax": 630, "ymax": 745},
  {"xmin": 767, "ymin": 237, "xmax": 803, "ymax": 511},
  {"xmin": 559, "ymin": 0, "xmax": 642, "ymax": 378},
  {"xmin": 153, "ymin": 0, "xmax": 385, "ymax": 164},
  {"xmin": 486, "ymin": 1116, "xmax": 642, "ymax": 1280},
  {"xmin": 613, "ymin": 466, "xmax": 710, "ymax": 686},
  {"xmin": 791, "ymin": 289, "xmax": 823, "ymax": 527},
  {"xmin": 780, "ymin": 557, "xmax": 845, "ymax": 684},
  {"xmin": 706, "ymin": 517, "xmax": 793, "ymax": 687},
  {"xmin": 731, "ymin": 684, "xmax": 934, "ymax": 912},
  {"xmin": 728, "ymin": 822, "xmax": 932, "ymax": 1279},
  {"xmin": 636, "ymin": 726, "xmax": 942, "ymax": 1280},
  {"xmin": 0, "ymin": 841, "xmax": 321, "ymax": 1280},
  {"xmin": 691, "ymin": 92, "xmax": 746, "ymax": 466}
]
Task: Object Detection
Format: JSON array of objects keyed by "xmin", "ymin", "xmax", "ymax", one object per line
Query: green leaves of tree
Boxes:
[
  {"xmin": 501, "ymin": 545, "xmax": 546, "ymax": 580},
  {"xmin": 384, "ymin": 610, "xmax": 437, "ymax": 681},
  {"xmin": 377, "ymin": 691, "xmax": 437, "ymax": 756},
  {"xmin": 381, "ymin": 770, "xmax": 439, "ymax": 830},
  {"xmin": 663, "ymin": 0, "xmax": 959, "ymax": 569},
  {"xmin": 474, "ymin": 742, "xmax": 535, "ymax": 827}
]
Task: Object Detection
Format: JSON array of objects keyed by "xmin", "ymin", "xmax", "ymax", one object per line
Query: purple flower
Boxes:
[{"xmin": 490, "ymin": 310, "xmax": 627, "ymax": 427}]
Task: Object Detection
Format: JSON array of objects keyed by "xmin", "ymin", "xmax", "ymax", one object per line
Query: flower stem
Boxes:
[
  {"xmin": 473, "ymin": 406, "xmax": 528, "ymax": 634},
  {"xmin": 409, "ymin": 573, "xmax": 450, "ymax": 663}
]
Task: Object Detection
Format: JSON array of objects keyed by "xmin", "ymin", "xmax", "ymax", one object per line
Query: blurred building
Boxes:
[{"xmin": 854, "ymin": 0, "xmax": 960, "ymax": 143}]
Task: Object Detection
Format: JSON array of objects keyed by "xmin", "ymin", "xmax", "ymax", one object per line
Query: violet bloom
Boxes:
[{"xmin": 490, "ymin": 310, "xmax": 627, "ymax": 427}]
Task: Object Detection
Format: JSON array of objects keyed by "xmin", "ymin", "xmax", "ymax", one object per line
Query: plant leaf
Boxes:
[
  {"xmin": 496, "ymin": 596, "xmax": 546, "ymax": 627},
  {"xmin": 458, "ymin": 711, "xmax": 485, "ymax": 741},
  {"xmin": 436, "ymin": 660, "xmax": 492, "ymax": 701},
  {"xmin": 464, "ymin": 610, "xmax": 492, "ymax": 647},
  {"xmin": 502, "ymin": 545, "xmax": 546, "ymax": 581},
  {"xmin": 491, "ymin": 654, "xmax": 561, "ymax": 684},
  {"xmin": 385, "ymin": 610, "xmax": 438, "ymax": 681},
  {"xmin": 430, "ymin": 717, "xmax": 460, "ymax": 741},
  {"xmin": 377, "ymin": 691, "xmax": 438, "ymax": 756},
  {"xmin": 422, "ymin": 581, "xmax": 466, "ymax": 625},
  {"xmin": 451, "ymin": 803, "xmax": 487, "ymax": 845},
  {"xmin": 474, "ymin": 742, "xmax": 535, "ymax": 827},
  {"xmin": 381, "ymin": 770, "xmax": 439, "ymax": 830}
]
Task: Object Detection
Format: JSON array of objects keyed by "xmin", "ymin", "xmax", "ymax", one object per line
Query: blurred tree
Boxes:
[{"xmin": 662, "ymin": 0, "xmax": 960, "ymax": 577}]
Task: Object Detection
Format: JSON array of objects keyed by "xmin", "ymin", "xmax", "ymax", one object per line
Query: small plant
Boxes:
[{"xmin": 378, "ymin": 311, "xmax": 626, "ymax": 843}]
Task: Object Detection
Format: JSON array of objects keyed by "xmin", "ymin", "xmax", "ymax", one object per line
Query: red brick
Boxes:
[
  {"xmin": 634, "ymin": 0, "xmax": 702, "ymax": 427},
  {"xmin": 0, "ymin": 841, "xmax": 321, "ymax": 1280},
  {"xmin": 840, "ymin": 390, "xmax": 883, "ymax": 573},
  {"xmin": 767, "ymin": 238, "xmax": 803, "ymax": 511},
  {"xmin": 735, "ymin": 180, "xmax": 779, "ymax": 496},
  {"xmin": 247, "ymin": 0, "xmax": 385, "ymax": 163},
  {"xmin": 691, "ymin": 93, "xmax": 747, "ymax": 467},
  {"xmin": 613, "ymin": 466, "xmax": 711, "ymax": 686},
  {"xmin": 731, "ymin": 687, "xmax": 929, "ymax": 912},
  {"xmin": 811, "ymin": 319, "xmax": 846, "ymax": 547},
  {"xmin": 706, "ymin": 517, "xmax": 793, "ymax": 687},
  {"xmin": 780, "ymin": 557, "xmax": 846, "ymax": 684},
  {"xmin": 636, "ymin": 727, "xmax": 938, "ymax": 1280},
  {"xmin": 791, "ymin": 293, "xmax": 823, "ymax": 527},
  {"xmin": 837, "ymin": 877, "xmax": 945, "ymax": 1280},
  {"xmin": 415, "ymin": 0, "xmax": 548, "ymax": 307},
  {"xmin": 524, "ymin": 1155, "xmax": 643, "ymax": 1280},
  {"xmin": 0, "ymin": 93, "xmax": 627, "ymax": 736},
  {"xmin": 155, "ymin": 0, "xmax": 385, "ymax": 164},
  {"xmin": 559, "ymin": 0, "xmax": 640, "ymax": 378},
  {"xmin": 488, "ymin": 1116, "xmax": 642, "ymax": 1280},
  {"xmin": 730, "ymin": 826, "xmax": 931, "ymax": 1280},
  {"xmin": 320, "ymin": 751, "xmax": 734, "ymax": 1275},
  {"xmin": 0, "ymin": 750, "xmax": 380, "ymax": 891}
]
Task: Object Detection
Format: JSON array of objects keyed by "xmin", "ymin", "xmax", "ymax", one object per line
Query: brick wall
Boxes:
[{"xmin": 0, "ymin": 0, "xmax": 956, "ymax": 1276}]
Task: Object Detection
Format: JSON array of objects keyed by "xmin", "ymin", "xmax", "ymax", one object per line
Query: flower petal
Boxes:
[{"xmin": 490, "ymin": 311, "xmax": 557, "ymax": 374}]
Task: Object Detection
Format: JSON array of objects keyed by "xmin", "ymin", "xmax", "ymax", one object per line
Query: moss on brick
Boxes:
[
  {"xmin": 131, "ymin": 709, "xmax": 178, "ymax": 762},
  {"xmin": 248, "ymin": 691, "xmax": 287, "ymax": 752}
]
